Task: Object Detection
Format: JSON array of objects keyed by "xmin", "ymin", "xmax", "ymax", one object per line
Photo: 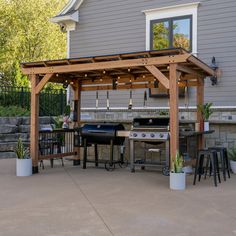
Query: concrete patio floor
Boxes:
[{"xmin": 0, "ymin": 158, "xmax": 236, "ymax": 236}]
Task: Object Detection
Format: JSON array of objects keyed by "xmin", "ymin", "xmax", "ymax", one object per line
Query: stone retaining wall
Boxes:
[{"xmin": 0, "ymin": 117, "xmax": 53, "ymax": 159}]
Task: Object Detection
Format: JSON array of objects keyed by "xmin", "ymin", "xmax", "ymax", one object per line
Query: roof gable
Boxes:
[{"xmin": 59, "ymin": 0, "xmax": 85, "ymax": 16}]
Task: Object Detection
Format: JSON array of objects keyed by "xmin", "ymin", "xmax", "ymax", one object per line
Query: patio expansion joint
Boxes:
[{"xmin": 63, "ymin": 167, "xmax": 115, "ymax": 236}]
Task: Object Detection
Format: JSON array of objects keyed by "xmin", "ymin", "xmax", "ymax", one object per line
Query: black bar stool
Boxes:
[
  {"xmin": 209, "ymin": 147, "xmax": 230, "ymax": 181},
  {"xmin": 193, "ymin": 149, "xmax": 221, "ymax": 187}
]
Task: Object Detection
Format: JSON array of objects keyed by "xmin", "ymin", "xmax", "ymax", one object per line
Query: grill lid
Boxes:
[
  {"xmin": 132, "ymin": 117, "xmax": 169, "ymax": 129},
  {"xmin": 80, "ymin": 123, "xmax": 125, "ymax": 145}
]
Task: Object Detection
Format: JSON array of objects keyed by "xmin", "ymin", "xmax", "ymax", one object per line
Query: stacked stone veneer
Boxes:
[
  {"xmin": 0, "ymin": 117, "xmax": 53, "ymax": 159},
  {"xmin": 81, "ymin": 108, "xmax": 236, "ymax": 154}
]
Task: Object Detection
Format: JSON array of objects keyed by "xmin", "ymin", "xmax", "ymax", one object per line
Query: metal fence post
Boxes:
[{"xmin": 60, "ymin": 89, "xmax": 64, "ymax": 115}]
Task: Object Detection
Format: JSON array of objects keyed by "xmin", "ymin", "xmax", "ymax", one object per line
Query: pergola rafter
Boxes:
[{"xmin": 21, "ymin": 48, "xmax": 217, "ymax": 174}]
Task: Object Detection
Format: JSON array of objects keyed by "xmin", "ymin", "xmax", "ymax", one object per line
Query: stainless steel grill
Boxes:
[{"xmin": 129, "ymin": 117, "xmax": 170, "ymax": 176}]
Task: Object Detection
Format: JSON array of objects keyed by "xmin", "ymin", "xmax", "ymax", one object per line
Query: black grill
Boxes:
[
  {"xmin": 80, "ymin": 123, "xmax": 125, "ymax": 145},
  {"xmin": 80, "ymin": 123, "xmax": 126, "ymax": 171}
]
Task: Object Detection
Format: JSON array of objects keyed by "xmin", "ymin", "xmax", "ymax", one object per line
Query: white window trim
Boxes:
[{"xmin": 142, "ymin": 2, "xmax": 200, "ymax": 55}]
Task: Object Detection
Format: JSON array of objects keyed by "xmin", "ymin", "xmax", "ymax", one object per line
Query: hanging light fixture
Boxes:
[
  {"xmin": 63, "ymin": 80, "xmax": 69, "ymax": 89},
  {"xmin": 154, "ymin": 79, "xmax": 159, "ymax": 88},
  {"xmin": 210, "ymin": 56, "xmax": 218, "ymax": 86}
]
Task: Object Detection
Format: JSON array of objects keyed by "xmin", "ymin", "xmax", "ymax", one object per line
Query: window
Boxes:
[
  {"xmin": 143, "ymin": 2, "xmax": 199, "ymax": 54},
  {"xmin": 151, "ymin": 15, "xmax": 192, "ymax": 51}
]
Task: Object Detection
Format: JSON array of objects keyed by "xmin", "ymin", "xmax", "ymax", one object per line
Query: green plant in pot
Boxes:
[
  {"xmin": 15, "ymin": 138, "xmax": 32, "ymax": 176},
  {"xmin": 172, "ymin": 151, "xmax": 184, "ymax": 173},
  {"xmin": 170, "ymin": 151, "xmax": 186, "ymax": 190},
  {"xmin": 197, "ymin": 102, "xmax": 213, "ymax": 131},
  {"xmin": 228, "ymin": 148, "xmax": 236, "ymax": 174}
]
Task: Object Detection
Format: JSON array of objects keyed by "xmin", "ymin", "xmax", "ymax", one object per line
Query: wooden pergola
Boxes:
[{"xmin": 21, "ymin": 48, "xmax": 216, "ymax": 173}]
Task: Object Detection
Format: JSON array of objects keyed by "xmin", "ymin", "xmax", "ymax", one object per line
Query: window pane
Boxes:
[
  {"xmin": 173, "ymin": 18, "xmax": 191, "ymax": 51},
  {"xmin": 152, "ymin": 21, "xmax": 169, "ymax": 50}
]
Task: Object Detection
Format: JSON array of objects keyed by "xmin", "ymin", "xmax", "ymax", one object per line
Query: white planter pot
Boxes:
[
  {"xmin": 170, "ymin": 172, "xmax": 186, "ymax": 190},
  {"xmin": 204, "ymin": 121, "xmax": 210, "ymax": 131},
  {"xmin": 16, "ymin": 159, "xmax": 32, "ymax": 177},
  {"xmin": 230, "ymin": 160, "xmax": 236, "ymax": 174}
]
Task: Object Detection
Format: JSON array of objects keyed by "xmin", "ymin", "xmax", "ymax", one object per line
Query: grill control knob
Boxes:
[
  {"xmin": 150, "ymin": 133, "xmax": 155, "ymax": 138},
  {"xmin": 159, "ymin": 133, "xmax": 164, "ymax": 138},
  {"xmin": 133, "ymin": 133, "xmax": 138, "ymax": 137},
  {"xmin": 142, "ymin": 133, "xmax": 146, "ymax": 137}
]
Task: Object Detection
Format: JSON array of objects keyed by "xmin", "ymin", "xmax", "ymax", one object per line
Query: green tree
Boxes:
[{"xmin": 0, "ymin": 0, "xmax": 67, "ymax": 86}]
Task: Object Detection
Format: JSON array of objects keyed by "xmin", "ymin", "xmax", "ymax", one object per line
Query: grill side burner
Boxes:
[
  {"xmin": 80, "ymin": 123, "xmax": 126, "ymax": 170},
  {"xmin": 129, "ymin": 117, "xmax": 170, "ymax": 176}
]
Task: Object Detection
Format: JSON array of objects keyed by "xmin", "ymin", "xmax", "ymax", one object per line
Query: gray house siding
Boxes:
[{"xmin": 69, "ymin": 0, "xmax": 236, "ymax": 108}]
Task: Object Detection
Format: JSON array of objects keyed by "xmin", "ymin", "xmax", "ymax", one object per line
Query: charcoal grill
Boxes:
[
  {"xmin": 80, "ymin": 123, "xmax": 126, "ymax": 170},
  {"xmin": 129, "ymin": 117, "xmax": 170, "ymax": 176}
]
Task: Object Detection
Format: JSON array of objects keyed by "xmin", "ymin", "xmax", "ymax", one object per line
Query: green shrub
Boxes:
[
  {"xmin": 228, "ymin": 148, "xmax": 236, "ymax": 162},
  {"xmin": 0, "ymin": 106, "xmax": 30, "ymax": 117}
]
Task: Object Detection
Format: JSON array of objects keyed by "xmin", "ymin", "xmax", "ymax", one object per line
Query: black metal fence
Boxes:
[
  {"xmin": 39, "ymin": 129, "xmax": 76, "ymax": 159},
  {"xmin": 0, "ymin": 86, "xmax": 67, "ymax": 116}
]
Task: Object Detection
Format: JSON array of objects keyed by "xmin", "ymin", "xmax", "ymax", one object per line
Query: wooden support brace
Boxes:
[
  {"xmin": 145, "ymin": 65, "xmax": 170, "ymax": 89},
  {"xmin": 35, "ymin": 73, "xmax": 54, "ymax": 94}
]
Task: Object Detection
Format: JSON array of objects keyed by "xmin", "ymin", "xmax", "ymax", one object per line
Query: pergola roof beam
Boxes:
[
  {"xmin": 188, "ymin": 55, "xmax": 215, "ymax": 76},
  {"xmin": 22, "ymin": 54, "xmax": 190, "ymax": 75}
]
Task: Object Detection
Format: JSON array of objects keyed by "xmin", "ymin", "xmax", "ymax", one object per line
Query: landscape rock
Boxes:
[
  {"xmin": 0, "ymin": 152, "xmax": 17, "ymax": 159},
  {"xmin": 0, "ymin": 133, "xmax": 29, "ymax": 142},
  {"xmin": 19, "ymin": 125, "xmax": 29, "ymax": 133},
  {"xmin": 0, "ymin": 125, "xmax": 18, "ymax": 134},
  {"xmin": 0, "ymin": 117, "xmax": 22, "ymax": 126}
]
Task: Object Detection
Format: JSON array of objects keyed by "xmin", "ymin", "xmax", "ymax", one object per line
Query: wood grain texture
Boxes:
[{"xmin": 169, "ymin": 64, "xmax": 179, "ymax": 166}]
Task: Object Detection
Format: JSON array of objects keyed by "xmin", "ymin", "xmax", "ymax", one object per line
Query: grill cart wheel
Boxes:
[
  {"xmin": 119, "ymin": 160, "xmax": 128, "ymax": 168},
  {"xmin": 162, "ymin": 166, "xmax": 170, "ymax": 176},
  {"xmin": 105, "ymin": 161, "xmax": 115, "ymax": 171}
]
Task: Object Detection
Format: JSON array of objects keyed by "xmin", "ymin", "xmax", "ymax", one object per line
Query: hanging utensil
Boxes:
[
  {"xmin": 106, "ymin": 90, "xmax": 110, "ymax": 110},
  {"xmin": 184, "ymin": 83, "xmax": 189, "ymax": 108},
  {"xmin": 96, "ymin": 91, "xmax": 99, "ymax": 109},
  {"xmin": 128, "ymin": 90, "xmax": 133, "ymax": 110},
  {"xmin": 143, "ymin": 90, "xmax": 147, "ymax": 108}
]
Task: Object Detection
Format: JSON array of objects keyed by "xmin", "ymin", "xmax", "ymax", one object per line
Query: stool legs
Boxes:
[
  {"xmin": 224, "ymin": 149, "xmax": 231, "ymax": 178},
  {"xmin": 193, "ymin": 150, "xmax": 220, "ymax": 187}
]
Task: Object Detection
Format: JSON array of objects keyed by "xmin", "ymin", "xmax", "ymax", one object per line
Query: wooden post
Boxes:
[
  {"xmin": 30, "ymin": 74, "xmax": 40, "ymax": 174},
  {"xmin": 73, "ymin": 81, "xmax": 81, "ymax": 165},
  {"xmin": 169, "ymin": 64, "xmax": 179, "ymax": 168},
  {"xmin": 197, "ymin": 77, "xmax": 205, "ymax": 149}
]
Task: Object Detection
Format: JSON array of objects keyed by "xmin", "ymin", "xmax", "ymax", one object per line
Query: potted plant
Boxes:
[
  {"xmin": 15, "ymin": 138, "xmax": 32, "ymax": 176},
  {"xmin": 228, "ymin": 148, "xmax": 236, "ymax": 174},
  {"xmin": 170, "ymin": 151, "xmax": 186, "ymax": 190},
  {"xmin": 197, "ymin": 102, "xmax": 213, "ymax": 131}
]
